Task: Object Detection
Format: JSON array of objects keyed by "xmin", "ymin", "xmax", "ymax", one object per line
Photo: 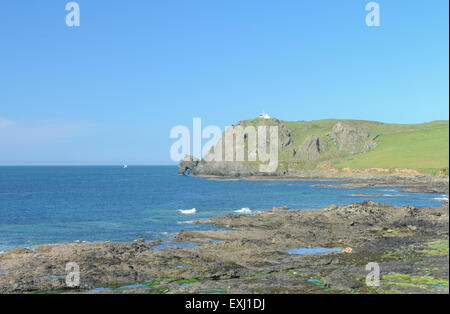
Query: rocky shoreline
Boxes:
[
  {"xmin": 250, "ymin": 174, "xmax": 448, "ymax": 194},
  {"xmin": 178, "ymin": 157, "xmax": 449, "ymax": 195},
  {"xmin": 0, "ymin": 199, "xmax": 448, "ymax": 294}
]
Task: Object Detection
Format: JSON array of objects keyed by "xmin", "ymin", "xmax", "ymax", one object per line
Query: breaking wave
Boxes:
[
  {"xmin": 235, "ymin": 207, "xmax": 252, "ymax": 214},
  {"xmin": 178, "ymin": 208, "xmax": 197, "ymax": 214}
]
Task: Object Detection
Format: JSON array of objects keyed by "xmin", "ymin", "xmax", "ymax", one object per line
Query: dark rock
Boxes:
[
  {"xmin": 328, "ymin": 121, "xmax": 370, "ymax": 150},
  {"xmin": 178, "ymin": 155, "xmax": 200, "ymax": 176},
  {"xmin": 296, "ymin": 135, "xmax": 328, "ymax": 161}
]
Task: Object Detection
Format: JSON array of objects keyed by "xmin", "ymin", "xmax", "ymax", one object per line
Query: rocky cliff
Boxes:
[{"xmin": 178, "ymin": 118, "xmax": 449, "ymax": 178}]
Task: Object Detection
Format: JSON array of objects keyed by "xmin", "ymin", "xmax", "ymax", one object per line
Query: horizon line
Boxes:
[{"xmin": 0, "ymin": 164, "xmax": 178, "ymax": 167}]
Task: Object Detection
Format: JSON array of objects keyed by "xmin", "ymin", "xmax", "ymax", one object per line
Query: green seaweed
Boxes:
[
  {"xmin": 418, "ymin": 240, "xmax": 449, "ymax": 257},
  {"xmin": 382, "ymin": 272, "xmax": 449, "ymax": 290}
]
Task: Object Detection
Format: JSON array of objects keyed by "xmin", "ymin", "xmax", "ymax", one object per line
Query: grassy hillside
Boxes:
[
  {"xmin": 231, "ymin": 118, "xmax": 449, "ymax": 176},
  {"xmin": 334, "ymin": 126, "xmax": 449, "ymax": 171}
]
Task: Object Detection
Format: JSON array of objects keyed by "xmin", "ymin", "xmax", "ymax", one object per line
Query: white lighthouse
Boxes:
[{"xmin": 258, "ymin": 112, "xmax": 271, "ymax": 119}]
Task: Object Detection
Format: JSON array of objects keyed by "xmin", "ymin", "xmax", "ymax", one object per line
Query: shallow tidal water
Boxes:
[
  {"xmin": 282, "ymin": 247, "xmax": 342, "ymax": 255},
  {"xmin": 0, "ymin": 166, "xmax": 447, "ymax": 252}
]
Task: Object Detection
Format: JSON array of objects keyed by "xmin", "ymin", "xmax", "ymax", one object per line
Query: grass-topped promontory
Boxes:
[{"xmin": 230, "ymin": 118, "xmax": 449, "ymax": 176}]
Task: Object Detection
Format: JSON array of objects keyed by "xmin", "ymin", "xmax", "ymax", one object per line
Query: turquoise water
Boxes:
[
  {"xmin": 87, "ymin": 281, "xmax": 157, "ymax": 293},
  {"xmin": 282, "ymin": 247, "xmax": 342, "ymax": 255},
  {"xmin": 0, "ymin": 166, "xmax": 447, "ymax": 252},
  {"xmin": 151, "ymin": 241, "xmax": 198, "ymax": 251}
]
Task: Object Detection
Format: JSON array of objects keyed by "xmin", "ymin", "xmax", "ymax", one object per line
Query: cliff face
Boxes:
[{"xmin": 178, "ymin": 118, "xmax": 449, "ymax": 177}]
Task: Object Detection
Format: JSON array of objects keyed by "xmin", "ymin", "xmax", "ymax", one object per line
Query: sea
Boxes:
[{"xmin": 0, "ymin": 166, "xmax": 448, "ymax": 252}]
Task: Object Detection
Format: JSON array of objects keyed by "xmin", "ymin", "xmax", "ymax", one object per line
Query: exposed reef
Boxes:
[{"xmin": 1, "ymin": 201, "xmax": 448, "ymax": 294}]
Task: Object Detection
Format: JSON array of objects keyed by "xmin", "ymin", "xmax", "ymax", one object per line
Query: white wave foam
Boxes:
[
  {"xmin": 235, "ymin": 207, "xmax": 252, "ymax": 214},
  {"xmin": 178, "ymin": 208, "xmax": 197, "ymax": 214},
  {"xmin": 433, "ymin": 197, "xmax": 449, "ymax": 201},
  {"xmin": 177, "ymin": 220, "xmax": 195, "ymax": 224}
]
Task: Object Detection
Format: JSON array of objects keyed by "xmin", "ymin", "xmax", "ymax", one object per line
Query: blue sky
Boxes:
[{"xmin": 0, "ymin": 0, "xmax": 448, "ymax": 165}]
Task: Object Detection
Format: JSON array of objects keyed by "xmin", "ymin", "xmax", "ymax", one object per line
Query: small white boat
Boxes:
[{"xmin": 123, "ymin": 165, "xmax": 128, "ymax": 169}]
